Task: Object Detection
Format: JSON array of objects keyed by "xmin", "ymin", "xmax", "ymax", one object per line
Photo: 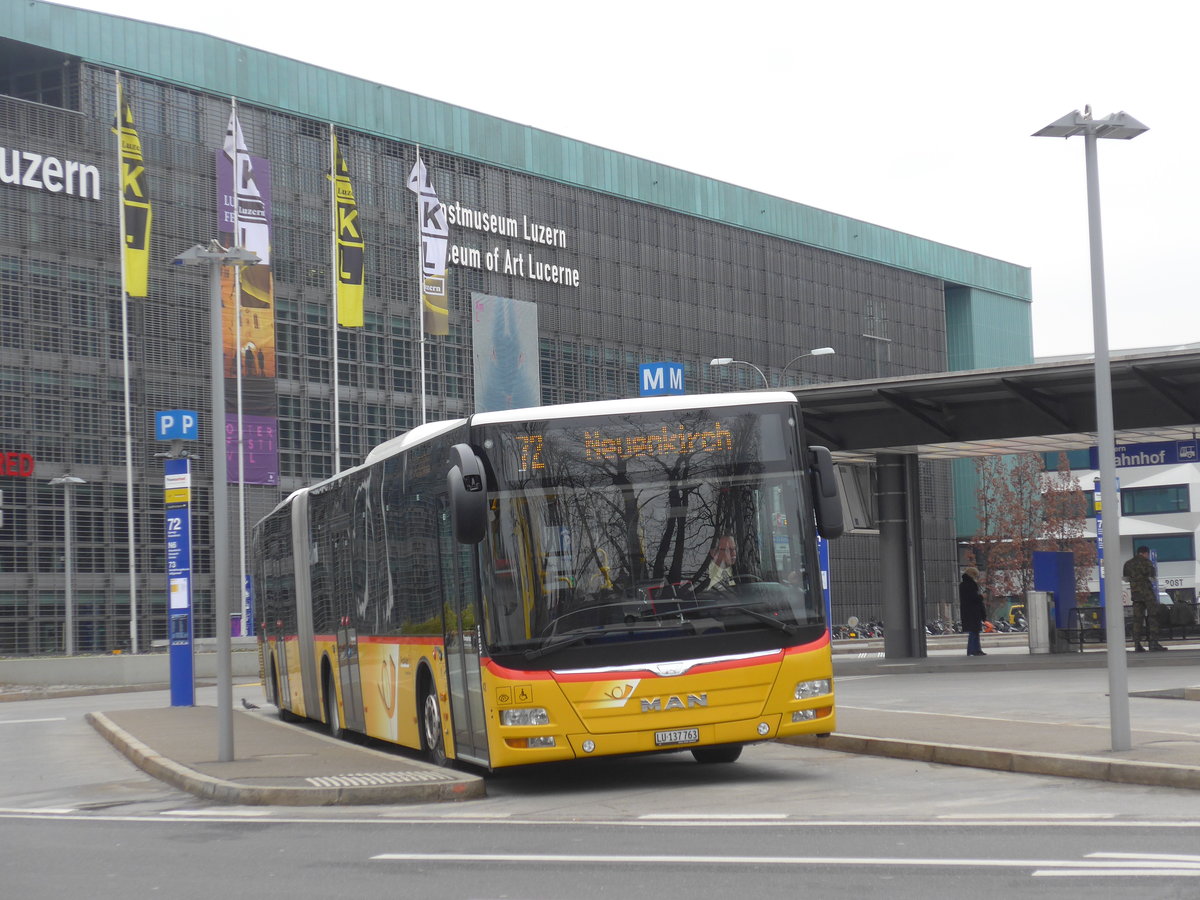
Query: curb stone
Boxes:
[
  {"xmin": 86, "ymin": 711, "xmax": 485, "ymax": 806},
  {"xmin": 780, "ymin": 733, "xmax": 1200, "ymax": 790}
]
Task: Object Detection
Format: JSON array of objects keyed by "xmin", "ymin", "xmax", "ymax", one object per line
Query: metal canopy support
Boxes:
[
  {"xmin": 999, "ymin": 378, "xmax": 1077, "ymax": 431},
  {"xmin": 876, "ymin": 389, "xmax": 957, "ymax": 441},
  {"xmin": 1129, "ymin": 365, "xmax": 1200, "ymax": 421},
  {"xmin": 877, "ymin": 452, "xmax": 925, "ymax": 658}
]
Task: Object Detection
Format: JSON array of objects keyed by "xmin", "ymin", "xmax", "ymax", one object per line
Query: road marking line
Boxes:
[
  {"xmin": 1035, "ymin": 869, "xmax": 1200, "ymax": 877},
  {"xmin": 0, "ymin": 717, "xmax": 68, "ymax": 725},
  {"xmin": 939, "ymin": 813, "xmax": 1116, "ymax": 820},
  {"xmin": 639, "ymin": 813, "xmax": 789, "ymax": 820},
  {"xmin": 160, "ymin": 809, "xmax": 272, "ymax": 817},
  {"xmin": 0, "ymin": 807, "xmax": 75, "ymax": 814},
  {"xmin": 1091, "ymin": 852, "xmax": 1200, "ymax": 863},
  {"xmin": 370, "ymin": 853, "xmax": 1200, "ymax": 869}
]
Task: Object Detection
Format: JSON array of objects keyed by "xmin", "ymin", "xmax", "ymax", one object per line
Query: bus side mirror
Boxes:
[
  {"xmin": 448, "ymin": 443, "xmax": 487, "ymax": 544},
  {"xmin": 808, "ymin": 445, "xmax": 844, "ymax": 539}
]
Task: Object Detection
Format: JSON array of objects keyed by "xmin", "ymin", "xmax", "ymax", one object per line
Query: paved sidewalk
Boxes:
[
  {"xmin": 784, "ymin": 640, "xmax": 1200, "ymax": 790},
  {"xmin": 88, "ymin": 706, "xmax": 484, "ymax": 806}
]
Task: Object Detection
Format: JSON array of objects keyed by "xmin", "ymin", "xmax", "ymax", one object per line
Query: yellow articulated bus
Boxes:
[{"xmin": 252, "ymin": 391, "xmax": 843, "ymax": 769}]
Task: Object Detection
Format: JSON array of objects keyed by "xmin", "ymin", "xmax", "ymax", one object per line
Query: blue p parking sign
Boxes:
[{"xmin": 155, "ymin": 410, "xmax": 199, "ymax": 441}]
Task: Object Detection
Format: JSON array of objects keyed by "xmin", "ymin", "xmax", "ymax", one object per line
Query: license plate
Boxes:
[{"xmin": 655, "ymin": 728, "xmax": 700, "ymax": 746}]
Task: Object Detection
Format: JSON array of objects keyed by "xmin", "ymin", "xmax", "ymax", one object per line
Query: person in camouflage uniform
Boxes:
[{"xmin": 1123, "ymin": 546, "xmax": 1166, "ymax": 652}]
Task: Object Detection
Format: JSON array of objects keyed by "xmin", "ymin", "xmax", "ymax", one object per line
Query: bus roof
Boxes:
[
  {"xmin": 362, "ymin": 418, "xmax": 467, "ymax": 467},
  {"xmin": 467, "ymin": 391, "xmax": 798, "ymax": 426}
]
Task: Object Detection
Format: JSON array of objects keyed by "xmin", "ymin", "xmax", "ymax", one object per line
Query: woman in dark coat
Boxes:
[{"xmin": 959, "ymin": 566, "xmax": 987, "ymax": 657}]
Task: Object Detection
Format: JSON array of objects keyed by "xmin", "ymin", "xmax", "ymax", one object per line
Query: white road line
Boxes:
[
  {"xmin": 0, "ymin": 807, "xmax": 75, "ymax": 814},
  {"xmin": 160, "ymin": 809, "xmax": 272, "ymax": 817},
  {"xmin": 0, "ymin": 717, "xmax": 68, "ymax": 725},
  {"xmin": 939, "ymin": 813, "xmax": 1116, "ymax": 820},
  {"xmin": 640, "ymin": 813, "xmax": 789, "ymax": 820},
  {"xmin": 1091, "ymin": 852, "xmax": 1200, "ymax": 863},
  {"xmin": 1035, "ymin": 869, "xmax": 1200, "ymax": 877},
  {"xmin": 370, "ymin": 852, "xmax": 1200, "ymax": 870}
]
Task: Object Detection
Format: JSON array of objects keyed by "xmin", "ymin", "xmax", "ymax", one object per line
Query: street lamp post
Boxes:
[
  {"xmin": 173, "ymin": 240, "xmax": 260, "ymax": 763},
  {"xmin": 778, "ymin": 347, "xmax": 836, "ymax": 385},
  {"xmin": 1034, "ymin": 106, "xmax": 1148, "ymax": 752},
  {"xmin": 711, "ymin": 347, "xmax": 836, "ymax": 388},
  {"xmin": 49, "ymin": 475, "xmax": 86, "ymax": 656},
  {"xmin": 709, "ymin": 357, "xmax": 768, "ymax": 388}
]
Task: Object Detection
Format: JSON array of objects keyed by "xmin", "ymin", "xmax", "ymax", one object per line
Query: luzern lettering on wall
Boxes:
[{"xmin": 1, "ymin": 146, "xmax": 101, "ymax": 199}]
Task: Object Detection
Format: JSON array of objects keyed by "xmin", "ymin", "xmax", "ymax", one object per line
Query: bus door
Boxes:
[
  {"xmin": 441, "ymin": 501, "xmax": 489, "ymax": 766},
  {"xmin": 334, "ymin": 615, "xmax": 364, "ymax": 732}
]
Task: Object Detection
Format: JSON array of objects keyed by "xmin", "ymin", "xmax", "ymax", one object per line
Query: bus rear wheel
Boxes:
[
  {"xmin": 421, "ymin": 689, "xmax": 448, "ymax": 767},
  {"xmin": 692, "ymin": 745, "xmax": 743, "ymax": 764},
  {"xmin": 269, "ymin": 656, "xmax": 294, "ymax": 722}
]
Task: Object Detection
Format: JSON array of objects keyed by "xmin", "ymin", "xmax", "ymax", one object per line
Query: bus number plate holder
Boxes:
[{"xmin": 655, "ymin": 728, "xmax": 699, "ymax": 746}]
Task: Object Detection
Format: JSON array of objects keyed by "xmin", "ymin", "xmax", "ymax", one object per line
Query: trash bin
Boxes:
[{"xmin": 1026, "ymin": 590, "xmax": 1052, "ymax": 654}]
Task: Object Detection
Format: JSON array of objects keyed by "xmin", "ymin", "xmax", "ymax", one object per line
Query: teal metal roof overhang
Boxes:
[
  {"xmin": 3, "ymin": 0, "xmax": 1031, "ymax": 303},
  {"xmin": 785, "ymin": 348, "xmax": 1200, "ymax": 462}
]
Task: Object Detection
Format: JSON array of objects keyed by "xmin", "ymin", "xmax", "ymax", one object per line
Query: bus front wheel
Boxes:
[
  {"xmin": 421, "ymin": 689, "xmax": 448, "ymax": 767},
  {"xmin": 692, "ymin": 745, "xmax": 743, "ymax": 764}
]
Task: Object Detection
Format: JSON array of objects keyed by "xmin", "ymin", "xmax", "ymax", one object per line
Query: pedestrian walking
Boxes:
[
  {"xmin": 1123, "ymin": 545, "xmax": 1166, "ymax": 652},
  {"xmin": 959, "ymin": 566, "xmax": 987, "ymax": 657}
]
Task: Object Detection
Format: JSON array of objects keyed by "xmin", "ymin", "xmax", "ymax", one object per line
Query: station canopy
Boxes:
[{"xmin": 785, "ymin": 347, "xmax": 1200, "ymax": 463}]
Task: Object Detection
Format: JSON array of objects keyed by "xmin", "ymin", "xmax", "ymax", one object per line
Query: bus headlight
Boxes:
[
  {"xmin": 794, "ymin": 679, "xmax": 831, "ymax": 700},
  {"xmin": 501, "ymin": 707, "xmax": 550, "ymax": 727}
]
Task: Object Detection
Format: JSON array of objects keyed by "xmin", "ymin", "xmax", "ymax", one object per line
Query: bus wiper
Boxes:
[
  {"xmin": 524, "ymin": 631, "xmax": 594, "ymax": 660},
  {"xmin": 701, "ymin": 602, "xmax": 800, "ymax": 635},
  {"xmin": 525, "ymin": 621, "xmax": 694, "ymax": 660}
]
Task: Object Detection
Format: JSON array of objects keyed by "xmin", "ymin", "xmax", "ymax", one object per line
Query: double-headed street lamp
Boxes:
[
  {"xmin": 1034, "ymin": 107, "xmax": 1148, "ymax": 753},
  {"xmin": 710, "ymin": 347, "xmax": 835, "ymax": 388},
  {"xmin": 173, "ymin": 240, "xmax": 260, "ymax": 763},
  {"xmin": 49, "ymin": 474, "xmax": 86, "ymax": 656}
]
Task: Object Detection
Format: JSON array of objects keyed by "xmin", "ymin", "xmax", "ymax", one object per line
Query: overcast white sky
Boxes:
[{"xmin": 57, "ymin": 0, "xmax": 1199, "ymax": 358}]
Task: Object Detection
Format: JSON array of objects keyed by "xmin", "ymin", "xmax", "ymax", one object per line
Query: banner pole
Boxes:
[
  {"xmin": 115, "ymin": 70, "xmax": 140, "ymax": 654},
  {"xmin": 330, "ymin": 124, "xmax": 342, "ymax": 470}
]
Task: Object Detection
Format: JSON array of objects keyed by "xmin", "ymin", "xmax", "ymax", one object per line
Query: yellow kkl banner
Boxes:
[
  {"xmin": 331, "ymin": 135, "xmax": 365, "ymax": 327},
  {"xmin": 113, "ymin": 83, "xmax": 151, "ymax": 297}
]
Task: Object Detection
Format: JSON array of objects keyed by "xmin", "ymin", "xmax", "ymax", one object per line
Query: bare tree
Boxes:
[
  {"xmin": 1039, "ymin": 452, "xmax": 1097, "ymax": 602},
  {"xmin": 971, "ymin": 452, "xmax": 1095, "ymax": 611}
]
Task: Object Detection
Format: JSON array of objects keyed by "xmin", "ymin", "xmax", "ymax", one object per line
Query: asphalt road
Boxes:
[{"xmin": 3, "ymin": 686, "xmax": 1200, "ymax": 898}]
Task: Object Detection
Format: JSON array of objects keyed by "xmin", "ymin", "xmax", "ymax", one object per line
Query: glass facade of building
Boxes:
[{"xmin": 0, "ymin": 16, "xmax": 1031, "ymax": 653}]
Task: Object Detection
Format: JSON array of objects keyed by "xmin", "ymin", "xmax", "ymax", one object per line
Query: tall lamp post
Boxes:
[
  {"xmin": 779, "ymin": 346, "xmax": 836, "ymax": 385},
  {"xmin": 49, "ymin": 475, "xmax": 86, "ymax": 656},
  {"xmin": 709, "ymin": 357, "xmax": 768, "ymax": 388},
  {"xmin": 173, "ymin": 240, "xmax": 260, "ymax": 763},
  {"xmin": 711, "ymin": 347, "xmax": 836, "ymax": 388},
  {"xmin": 1034, "ymin": 107, "xmax": 1148, "ymax": 752}
]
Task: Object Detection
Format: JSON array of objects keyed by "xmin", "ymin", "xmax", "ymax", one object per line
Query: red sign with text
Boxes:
[{"xmin": 0, "ymin": 452, "xmax": 35, "ymax": 477}]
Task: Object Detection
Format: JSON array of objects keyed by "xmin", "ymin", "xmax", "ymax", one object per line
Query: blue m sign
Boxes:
[{"xmin": 639, "ymin": 362, "xmax": 685, "ymax": 396}]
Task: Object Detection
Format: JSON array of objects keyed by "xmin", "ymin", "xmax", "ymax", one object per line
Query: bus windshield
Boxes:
[{"xmin": 475, "ymin": 403, "xmax": 824, "ymax": 666}]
